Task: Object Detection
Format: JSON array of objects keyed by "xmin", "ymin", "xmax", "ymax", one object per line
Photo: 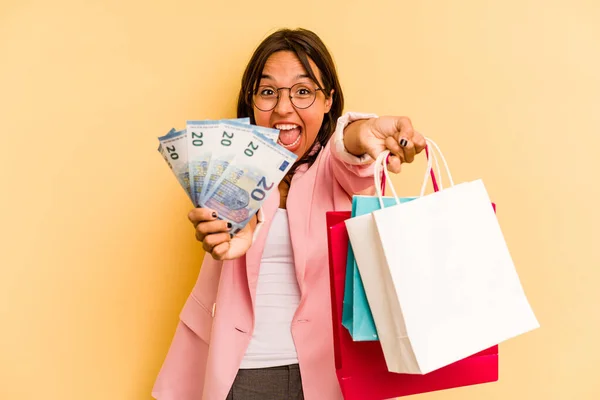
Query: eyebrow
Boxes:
[{"xmin": 260, "ymin": 74, "xmax": 311, "ymax": 81}]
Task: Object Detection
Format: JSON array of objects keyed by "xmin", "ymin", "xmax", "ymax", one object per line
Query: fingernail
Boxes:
[
  {"xmin": 229, "ymin": 233, "xmax": 234, "ymax": 239},
  {"xmin": 399, "ymin": 138, "xmax": 408, "ymax": 147},
  {"xmin": 212, "ymin": 212, "xmax": 217, "ymax": 218},
  {"xmin": 227, "ymin": 222, "xmax": 232, "ymax": 228}
]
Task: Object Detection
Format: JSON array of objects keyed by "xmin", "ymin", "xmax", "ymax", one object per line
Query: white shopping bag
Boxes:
[
  {"xmin": 345, "ymin": 148, "xmax": 449, "ymax": 374},
  {"xmin": 365, "ymin": 139, "xmax": 539, "ymax": 375}
]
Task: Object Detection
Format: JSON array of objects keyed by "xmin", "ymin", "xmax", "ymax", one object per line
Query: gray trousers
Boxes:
[{"xmin": 226, "ymin": 364, "xmax": 304, "ymax": 400}]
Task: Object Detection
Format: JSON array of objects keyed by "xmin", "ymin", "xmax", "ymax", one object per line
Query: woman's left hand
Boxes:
[{"xmin": 358, "ymin": 116, "xmax": 427, "ymax": 173}]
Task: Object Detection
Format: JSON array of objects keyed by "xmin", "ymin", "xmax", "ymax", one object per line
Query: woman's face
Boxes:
[{"xmin": 253, "ymin": 51, "xmax": 333, "ymax": 157}]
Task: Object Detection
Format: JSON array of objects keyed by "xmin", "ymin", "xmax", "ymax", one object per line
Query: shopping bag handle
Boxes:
[
  {"xmin": 375, "ymin": 138, "xmax": 454, "ymax": 209},
  {"xmin": 420, "ymin": 138, "xmax": 454, "ymax": 197},
  {"xmin": 425, "ymin": 146, "xmax": 440, "ymax": 193},
  {"xmin": 380, "ymin": 147, "xmax": 440, "ymax": 194},
  {"xmin": 374, "ymin": 150, "xmax": 401, "ymax": 208},
  {"xmin": 380, "ymin": 153, "xmax": 390, "ymax": 194},
  {"xmin": 375, "ymin": 149, "xmax": 430, "ymax": 208}
]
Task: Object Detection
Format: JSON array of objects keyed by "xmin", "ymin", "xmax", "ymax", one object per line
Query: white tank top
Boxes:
[{"xmin": 239, "ymin": 208, "xmax": 301, "ymax": 369}]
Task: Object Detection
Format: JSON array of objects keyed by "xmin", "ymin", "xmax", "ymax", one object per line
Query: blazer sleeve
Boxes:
[{"xmin": 329, "ymin": 111, "xmax": 378, "ymax": 196}]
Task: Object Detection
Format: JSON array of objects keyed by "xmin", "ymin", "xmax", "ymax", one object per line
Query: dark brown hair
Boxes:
[{"xmin": 236, "ymin": 28, "xmax": 344, "ymax": 179}]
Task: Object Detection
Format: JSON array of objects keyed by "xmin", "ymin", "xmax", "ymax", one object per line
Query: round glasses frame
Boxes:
[{"xmin": 251, "ymin": 83, "xmax": 323, "ymax": 112}]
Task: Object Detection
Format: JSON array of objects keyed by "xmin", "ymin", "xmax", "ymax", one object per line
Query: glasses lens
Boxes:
[
  {"xmin": 253, "ymin": 86, "xmax": 278, "ymax": 111},
  {"xmin": 290, "ymin": 83, "xmax": 317, "ymax": 109}
]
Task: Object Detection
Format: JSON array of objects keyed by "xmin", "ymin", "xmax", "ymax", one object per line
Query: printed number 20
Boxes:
[
  {"xmin": 192, "ymin": 132, "xmax": 203, "ymax": 146},
  {"xmin": 166, "ymin": 145, "xmax": 178, "ymax": 160},
  {"xmin": 251, "ymin": 176, "xmax": 274, "ymax": 201},
  {"xmin": 245, "ymin": 141, "xmax": 259, "ymax": 157},
  {"xmin": 221, "ymin": 131, "xmax": 234, "ymax": 146}
]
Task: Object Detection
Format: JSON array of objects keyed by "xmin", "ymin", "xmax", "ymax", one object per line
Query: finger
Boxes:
[
  {"xmin": 188, "ymin": 208, "xmax": 219, "ymax": 227},
  {"xmin": 385, "ymin": 136, "xmax": 402, "ymax": 156},
  {"xmin": 211, "ymin": 242, "xmax": 231, "ymax": 261},
  {"xmin": 196, "ymin": 220, "xmax": 231, "ymax": 241},
  {"xmin": 401, "ymin": 139, "xmax": 417, "ymax": 163},
  {"xmin": 386, "ymin": 155, "xmax": 402, "ymax": 174},
  {"xmin": 202, "ymin": 240, "xmax": 213, "ymax": 254},
  {"xmin": 384, "ymin": 137, "xmax": 405, "ymax": 164},
  {"xmin": 394, "ymin": 116, "xmax": 415, "ymax": 141},
  {"xmin": 196, "ymin": 219, "xmax": 231, "ymax": 236},
  {"xmin": 203, "ymin": 232, "xmax": 231, "ymax": 253},
  {"xmin": 204, "ymin": 232, "xmax": 232, "ymax": 249},
  {"xmin": 412, "ymin": 132, "xmax": 426, "ymax": 154}
]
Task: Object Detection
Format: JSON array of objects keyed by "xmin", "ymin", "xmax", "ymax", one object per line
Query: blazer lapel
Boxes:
[{"xmin": 287, "ymin": 164, "xmax": 316, "ymax": 296}]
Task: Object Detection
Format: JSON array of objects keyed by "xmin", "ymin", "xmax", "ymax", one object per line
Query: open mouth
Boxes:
[{"xmin": 275, "ymin": 123, "xmax": 302, "ymax": 151}]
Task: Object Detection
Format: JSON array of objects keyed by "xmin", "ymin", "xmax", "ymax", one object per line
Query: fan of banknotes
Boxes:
[{"xmin": 157, "ymin": 118, "xmax": 298, "ymax": 234}]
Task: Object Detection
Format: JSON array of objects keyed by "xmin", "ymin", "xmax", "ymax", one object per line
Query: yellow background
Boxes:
[{"xmin": 1, "ymin": 0, "xmax": 598, "ymax": 399}]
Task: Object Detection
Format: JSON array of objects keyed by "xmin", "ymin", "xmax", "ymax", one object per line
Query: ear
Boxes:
[{"xmin": 324, "ymin": 89, "xmax": 334, "ymax": 113}]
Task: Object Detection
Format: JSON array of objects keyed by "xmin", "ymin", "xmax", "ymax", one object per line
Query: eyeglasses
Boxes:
[{"xmin": 252, "ymin": 82, "xmax": 323, "ymax": 111}]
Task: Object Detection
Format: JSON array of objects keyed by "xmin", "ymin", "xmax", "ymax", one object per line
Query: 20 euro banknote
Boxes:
[
  {"xmin": 187, "ymin": 118, "xmax": 250, "ymax": 207},
  {"xmin": 158, "ymin": 128, "xmax": 194, "ymax": 203},
  {"xmin": 201, "ymin": 120, "xmax": 280, "ymax": 204},
  {"xmin": 201, "ymin": 129, "xmax": 297, "ymax": 233},
  {"xmin": 157, "ymin": 128, "xmax": 175, "ymax": 168}
]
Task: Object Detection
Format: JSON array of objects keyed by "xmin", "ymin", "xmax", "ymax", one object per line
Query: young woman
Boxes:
[{"xmin": 153, "ymin": 28, "xmax": 426, "ymax": 400}]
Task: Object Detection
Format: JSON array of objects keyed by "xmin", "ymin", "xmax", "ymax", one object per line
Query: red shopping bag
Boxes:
[{"xmin": 327, "ymin": 212, "xmax": 498, "ymax": 400}]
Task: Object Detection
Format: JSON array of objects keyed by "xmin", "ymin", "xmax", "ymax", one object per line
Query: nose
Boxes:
[{"xmin": 274, "ymin": 89, "xmax": 294, "ymax": 115}]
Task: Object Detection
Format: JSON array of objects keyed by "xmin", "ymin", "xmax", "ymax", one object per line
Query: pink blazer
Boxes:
[{"xmin": 152, "ymin": 112, "xmax": 377, "ymax": 400}]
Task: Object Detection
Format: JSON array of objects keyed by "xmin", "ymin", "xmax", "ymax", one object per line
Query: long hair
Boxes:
[{"xmin": 236, "ymin": 28, "xmax": 344, "ymax": 181}]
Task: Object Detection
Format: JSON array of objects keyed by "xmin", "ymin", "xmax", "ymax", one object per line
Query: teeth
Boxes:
[
  {"xmin": 278, "ymin": 133, "xmax": 302, "ymax": 149},
  {"xmin": 275, "ymin": 124, "xmax": 299, "ymax": 130}
]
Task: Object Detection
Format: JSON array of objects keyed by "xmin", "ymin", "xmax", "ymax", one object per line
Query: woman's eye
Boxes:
[
  {"xmin": 296, "ymin": 87, "xmax": 312, "ymax": 96},
  {"xmin": 260, "ymin": 88, "xmax": 276, "ymax": 96}
]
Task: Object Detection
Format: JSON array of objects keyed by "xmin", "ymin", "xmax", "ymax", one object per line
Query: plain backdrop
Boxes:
[{"xmin": 1, "ymin": 0, "xmax": 598, "ymax": 399}]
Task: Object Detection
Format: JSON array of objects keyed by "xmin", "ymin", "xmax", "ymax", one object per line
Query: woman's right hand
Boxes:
[{"xmin": 188, "ymin": 208, "xmax": 256, "ymax": 261}]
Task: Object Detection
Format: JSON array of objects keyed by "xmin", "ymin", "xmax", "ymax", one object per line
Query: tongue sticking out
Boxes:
[{"xmin": 278, "ymin": 127, "xmax": 302, "ymax": 146}]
